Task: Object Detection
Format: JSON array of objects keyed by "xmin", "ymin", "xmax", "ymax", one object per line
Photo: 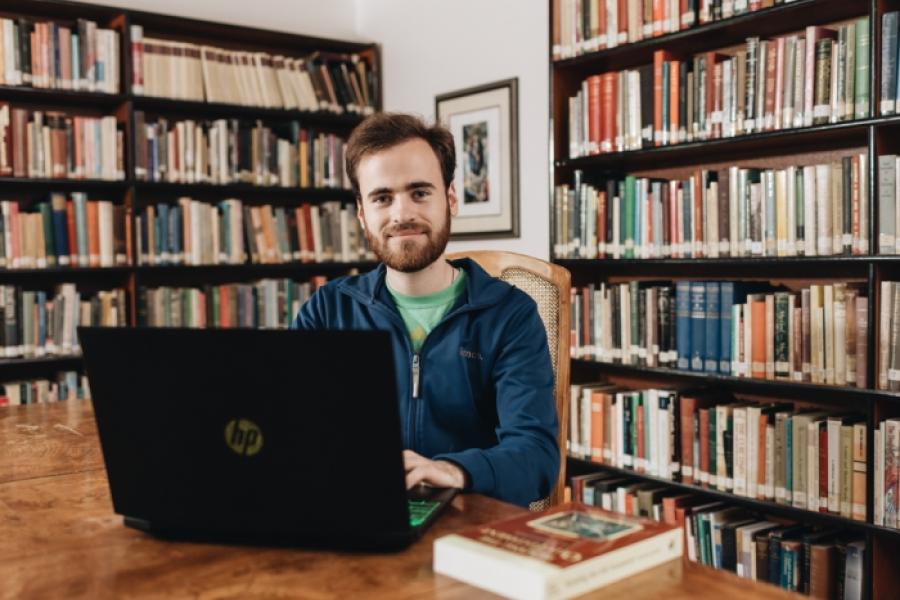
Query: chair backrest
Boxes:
[{"xmin": 446, "ymin": 250, "xmax": 571, "ymax": 508}]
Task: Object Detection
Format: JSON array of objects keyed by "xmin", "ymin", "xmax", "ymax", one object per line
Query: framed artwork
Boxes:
[{"xmin": 435, "ymin": 77, "xmax": 519, "ymax": 239}]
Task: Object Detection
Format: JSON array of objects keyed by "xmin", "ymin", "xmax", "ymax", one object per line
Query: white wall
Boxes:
[
  {"xmin": 95, "ymin": 0, "xmax": 550, "ymax": 258},
  {"xmin": 356, "ymin": 0, "xmax": 550, "ymax": 259},
  {"xmin": 88, "ymin": 0, "xmax": 363, "ymax": 42}
]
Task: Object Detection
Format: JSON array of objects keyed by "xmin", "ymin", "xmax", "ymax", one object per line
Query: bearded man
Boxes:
[{"xmin": 292, "ymin": 113, "xmax": 558, "ymax": 508}]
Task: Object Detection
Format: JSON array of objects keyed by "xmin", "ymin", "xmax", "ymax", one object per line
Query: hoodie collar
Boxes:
[{"xmin": 337, "ymin": 257, "xmax": 513, "ymax": 310}]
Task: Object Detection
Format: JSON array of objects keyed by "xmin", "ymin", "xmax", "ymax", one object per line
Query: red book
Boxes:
[
  {"xmin": 601, "ymin": 72, "xmax": 617, "ymax": 153},
  {"xmin": 819, "ymin": 424, "xmax": 829, "ymax": 512},
  {"xmin": 587, "ymin": 75, "xmax": 602, "ymax": 155},
  {"xmin": 11, "ymin": 108, "xmax": 28, "ymax": 177},
  {"xmin": 636, "ymin": 403, "xmax": 646, "ymax": 472},
  {"xmin": 617, "ymin": 0, "xmax": 628, "ymax": 44},
  {"xmin": 693, "ymin": 171, "xmax": 704, "ymax": 257},
  {"xmin": 0, "ymin": 102, "xmax": 11, "ymax": 176},
  {"xmin": 433, "ymin": 503, "xmax": 683, "ymax": 597},
  {"xmin": 87, "ymin": 201, "xmax": 100, "ymax": 267},
  {"xmin": 699, "ymin": 408, "xmax": 710, "ymax": 485}
]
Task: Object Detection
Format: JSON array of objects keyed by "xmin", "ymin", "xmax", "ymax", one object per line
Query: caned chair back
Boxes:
[{"xmin": 447, "ymin": 250, "xmax": 571, "ymax": 509}]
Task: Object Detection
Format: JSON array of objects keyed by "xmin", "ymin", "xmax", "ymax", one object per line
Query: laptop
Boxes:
[{"xmin": 77, "ymin": 326, "xmax": 457, "ymax": 550}]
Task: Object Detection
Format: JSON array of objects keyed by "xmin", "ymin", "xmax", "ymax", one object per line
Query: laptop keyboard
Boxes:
[{"xmin": 408, "ymin": 499, "xmax": 441, "ymax": 528}]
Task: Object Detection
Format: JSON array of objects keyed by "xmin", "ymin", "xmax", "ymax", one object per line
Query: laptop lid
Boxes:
[{"xmin": 79, "ymin": 327, "xmax": 412, "ymax": 544}]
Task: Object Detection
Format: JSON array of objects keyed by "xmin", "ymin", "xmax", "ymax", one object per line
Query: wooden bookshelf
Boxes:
[
  {"xmin": 550, "ymin": 1, "xmax": 900, "ymax": 598},
  {"xmin": 0, "ymin": 0, "xmax": 381, "ymax": 389}
]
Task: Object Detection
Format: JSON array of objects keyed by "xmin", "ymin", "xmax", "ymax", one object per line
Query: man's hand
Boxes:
[{"xmin": 403, "ymin": 449, "xmax": 467, "ymax": 490}]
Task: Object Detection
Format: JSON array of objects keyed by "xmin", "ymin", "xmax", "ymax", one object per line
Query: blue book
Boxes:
[
  {"xmin": 71, "ymin": 34, "xmax": 80, "ymax": 87},
  {"xmin": 169, "ymin": 205, "xmax": 180, "ymax": 261},
  {"xmin": 690, "ymin": 282, "xmax": 706, "ymax": 371},
  {"xmin": 624, "ymin": 176, "xmax": 636, "ymax": 258},
  {"xmin": 153, "ymin": 209, "xmax": 163, "ymax": 263},
  {"xmin": 50, "ymin": 195, "xmax": 69, "ymax": 265},
  {"xmin": 720, "ymin": 282, "xmax": 734, "ymax": 373},
  {"xmin": 158, "ymin": 204, "xmax": 169, "ymax": 264},
  {"xmin": 705, "ymin": 281, "xmax": 720, "ymax": 373},
  {"xmin": 676, "ymin": 281, "xmax": 691, "ymax": 370}
]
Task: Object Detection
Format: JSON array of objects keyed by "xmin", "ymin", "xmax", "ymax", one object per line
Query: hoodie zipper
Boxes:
[
  {"xmin": 411, "ymin": 354, "xmax": 421, "ymax": 399},
  {"xmin": 338, "ymin": 273, "xmax": 512, "ymax": 452}
]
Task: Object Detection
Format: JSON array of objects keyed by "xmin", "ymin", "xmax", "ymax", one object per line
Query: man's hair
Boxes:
[{"xmin": 345, "ymin": 112, "xmax": 456, "ymax": 197}]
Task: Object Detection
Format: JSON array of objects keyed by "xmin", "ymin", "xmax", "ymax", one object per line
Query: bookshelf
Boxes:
[
  {"xmin": 0, "ymin": 0, "xmax": 381, "ymax": 402},
  {"xmin": 551, "ymin": 0, "xmax": 900, "ymax": 598}
]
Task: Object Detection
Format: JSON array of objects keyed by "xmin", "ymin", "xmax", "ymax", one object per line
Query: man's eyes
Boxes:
[{"xmin": 371, "ymin": 189, "xmax": 430, "ymax": 204}]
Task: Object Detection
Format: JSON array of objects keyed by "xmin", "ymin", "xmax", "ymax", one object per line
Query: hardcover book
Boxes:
[{"xmin": 433, "ymin": 502, "xmax": 682, "ymax": 600}]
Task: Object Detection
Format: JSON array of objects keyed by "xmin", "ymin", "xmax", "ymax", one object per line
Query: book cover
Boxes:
[{"xmin": 433, "ymin": 502, "xmax": 682, "ymax": 600}]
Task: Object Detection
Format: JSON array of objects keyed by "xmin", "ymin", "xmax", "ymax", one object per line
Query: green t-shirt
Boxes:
[{"xmin": 386, "ymin": 268, "xmax": 467, "ymax": 352}]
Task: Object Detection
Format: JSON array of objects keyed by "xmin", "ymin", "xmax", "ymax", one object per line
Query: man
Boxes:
[{"xmin": 292, "ymin": 113, "xmax": 558, "ymax": 507}]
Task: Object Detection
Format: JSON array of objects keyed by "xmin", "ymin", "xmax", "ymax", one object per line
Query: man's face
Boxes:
[{"xmin": 356, "ymin": 138, "xmax": 458, "ymax": 273}]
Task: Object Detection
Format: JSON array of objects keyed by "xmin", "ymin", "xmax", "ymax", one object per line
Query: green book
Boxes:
[
  {"xmin": 624, "ymin": 175, "xmax": 636, "ymax": 258},
  {"xmin": 855, "ymin": 17, "xmax": 870, "ymax": 119}
]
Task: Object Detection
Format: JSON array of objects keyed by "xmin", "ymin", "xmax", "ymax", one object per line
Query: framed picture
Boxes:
[{"xmin": 435, "ymin": 78, "xmax": 519, "ymax": 239}]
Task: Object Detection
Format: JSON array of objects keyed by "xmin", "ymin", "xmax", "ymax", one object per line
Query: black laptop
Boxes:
[{"xmin": 77, "ymin": 326, "xmax": 457, "ymax": 550}]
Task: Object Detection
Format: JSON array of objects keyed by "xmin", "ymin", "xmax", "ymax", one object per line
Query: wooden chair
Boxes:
[{"xmin": 446, "ymin": 250, "xmax": 571, "ymax": 509}]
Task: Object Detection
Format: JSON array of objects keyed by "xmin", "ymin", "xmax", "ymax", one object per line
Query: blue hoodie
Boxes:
[{"xmin": 292, "ymin": 257, "xmax": 559, "ymax": 507}]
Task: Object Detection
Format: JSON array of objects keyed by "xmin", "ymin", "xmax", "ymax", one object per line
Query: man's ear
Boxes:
[
  {"xmin": 356, "ymin": 198, "xmax": 365, "ymax": 228},
  {"xmin": 447, "ymin": 182, "xmax": 459, "ymax": 217}
]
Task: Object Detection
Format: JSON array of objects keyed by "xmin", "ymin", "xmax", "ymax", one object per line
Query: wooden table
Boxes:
[{"xmin": 1, "ymin": 401, "xmax": 798, "ymax": 599}]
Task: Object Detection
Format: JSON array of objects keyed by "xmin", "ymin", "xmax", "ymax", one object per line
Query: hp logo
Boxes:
[{"xmin": 224, "ymin": 419, "xmax": 264, "ymax": 457}]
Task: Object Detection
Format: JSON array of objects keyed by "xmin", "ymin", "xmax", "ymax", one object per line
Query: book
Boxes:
[{"xmin": 433, "ymin": 502, "xmax": 682, "ymax": 600}]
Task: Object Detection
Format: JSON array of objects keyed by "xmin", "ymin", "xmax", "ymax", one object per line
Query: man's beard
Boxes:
[{"xmin": 364, "ymin": 209, "xmax": 451, "ymax": 273}]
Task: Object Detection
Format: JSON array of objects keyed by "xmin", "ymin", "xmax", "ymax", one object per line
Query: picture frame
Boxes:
[{"xmin": 435, "ymin": 77, "xmax": 519, "ymax": 240}]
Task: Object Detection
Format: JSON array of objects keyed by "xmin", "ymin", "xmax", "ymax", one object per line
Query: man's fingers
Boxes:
[
  {"xmin": 403, "ymin": 449, "xmax": 426, "ymax": 471},
  {"xmin": 405, "ymin": 465, "xmax": 431, "ymax": 489}
]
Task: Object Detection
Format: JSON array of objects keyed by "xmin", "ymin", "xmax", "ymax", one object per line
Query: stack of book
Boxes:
[
  {"xmin": 136, "ymin": 199, "xmax": 372, "ymax": 266},
  {"xmin": 0, "ymin": 105, "xmax": 124, "ymax": 180},
  {"xmin": 0, "ymin": 284, "xmax": 126, "ymax": 358},
  {"xmin": 553, "ymin": 158, "xmax": 868, "ymax": 259},
  {"xmin": 137, "ymin": 277, "xmax": 324, "ymax": 329},
  {"xmin": 552, "ymin": 0, "xmax": 800, "ymax": 61},
  {"xmin": 567, "ymin": 20, "xmax": 869, "ymax": 157},
  {"xmin": 0, "ymin": 371, "xmax": 90, "ymax": 406},
  {"xmin": 130, "ymin": 25, "xmax": 376, "ymax": 115},
  {"xmin": 0, "ymin": 17, "xmax": 120, "ymax": 93},
  {"xmin": 0, "ymin": 193, "xmax": 127, "ymax": 269},
  {"xmin": 570, "ymin": 281, "xmax": 869, "ymax": 387},
  {"xmin": 569, "ymin": 471, "xmax": 866, "ymax": 597},
  {"xmin": 568, "ymin": 383, "xmax": 867, "ymax": 521},
  {"xmin": 133, "ymin": 113, "xmax": 348, "ymax": 188}
]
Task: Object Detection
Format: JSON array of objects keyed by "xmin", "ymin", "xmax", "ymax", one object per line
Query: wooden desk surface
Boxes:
[{"xmin": 1, "ymin": 402, "xmax": 797, "ymax": 600}]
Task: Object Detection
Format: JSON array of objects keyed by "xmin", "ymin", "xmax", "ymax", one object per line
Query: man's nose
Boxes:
[{"xmin": 388, "ymin": 194, "xmax": 417, "ymax": 222}]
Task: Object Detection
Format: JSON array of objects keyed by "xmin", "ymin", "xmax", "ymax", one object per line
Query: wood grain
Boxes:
[{"xmin": 1, "ymin": 402, "xmax": 798, "ymax": 599}]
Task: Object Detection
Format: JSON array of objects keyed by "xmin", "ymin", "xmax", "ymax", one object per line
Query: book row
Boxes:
[
  {"xmin": 0, "ymin": 17, "xmax": 119, "ymax": 93},
  {"xmin": 136, "ymin": 278, "xmax": 323, "ymax": 329},
  {"xmin": 136, "ymin": 199, "xmax": 373, "ymax": 266},
  {"xmin": 130, "ymin": 26, "xmax": 377, "ymax": 115},
  {"xmin": 567, "ymin": 20, "xmax": 869, "ymax": 157},
  {"xmin": 569, "ymin": 469, "xmax": 866, "ymax": 598},
  {"xmin": 552, "ymin": 0, "xmax": 799, "ymax": 60},
  {"xmin": 0, "ymin": 284, "xmax": 125, "ymax": 359},
  {"xmin": 552, "ymin": 157, "xmax": 868, "ymax": 259},
  {"xmin": 0, "ymin": 371, "xmax": 90, "ymax": 406},
  {"xmin": 0, "ymin": 105, "xmax": 124, "ymax": 181},
  {"xmin": 0, "ymin": 194, "xmax": 127, "ymax": 269},
  {"xmin": 133, "ymin": 113, "xmax": 348, "ymax": 189},
  {"xmin": 569, "ymin": 383, "xmax": 867, "ymax": 521},
  {"xmin": 570, "ymin": 281, "xmax": 869, "ymax": 387}
]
